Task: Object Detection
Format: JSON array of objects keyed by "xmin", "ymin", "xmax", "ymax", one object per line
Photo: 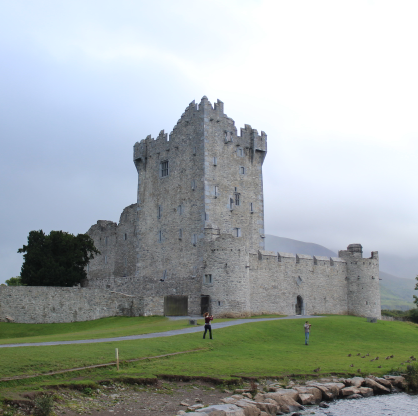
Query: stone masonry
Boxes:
[{"xmin": 84, "ymin": 97, "xmax": 381, "ymax": 320}]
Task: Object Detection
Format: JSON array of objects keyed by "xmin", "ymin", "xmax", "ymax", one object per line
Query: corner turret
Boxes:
[{"xmin": 339, "ymin": 244, "xmax": 381, "ymax": 319}]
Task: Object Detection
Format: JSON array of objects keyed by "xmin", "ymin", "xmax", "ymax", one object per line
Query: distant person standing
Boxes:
[
  {"xmin": 304, "ymin": 321, "xmax": 311, "ymax": 345},
  {"xmin": 203, "ymin": 312, "xmax": 213, "ymax": 339}
]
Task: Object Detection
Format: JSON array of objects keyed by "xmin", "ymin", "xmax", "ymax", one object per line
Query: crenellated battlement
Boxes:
[{"xmin": 133, "ymin": 97, "xmax": 267, "ymax": 165}]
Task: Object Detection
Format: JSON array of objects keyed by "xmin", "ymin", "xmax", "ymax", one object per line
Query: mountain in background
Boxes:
[{"xmin": 265, "ymin": 234, "xmax": 417, "ymax": 311}]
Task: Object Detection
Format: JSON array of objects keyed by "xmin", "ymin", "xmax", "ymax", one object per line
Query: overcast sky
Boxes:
[{"xmin": 1, "ymin": 0, "xmax": 417, "ymax": 284}]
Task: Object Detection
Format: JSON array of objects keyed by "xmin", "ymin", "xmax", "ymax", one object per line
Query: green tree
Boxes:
[
  {"xmin": 18, "ymin": 230, "xmax": 100, "ymax": 287},
  {"xmin": 5, "ymin": 276, "xmax": 24, "ymax": 286}
]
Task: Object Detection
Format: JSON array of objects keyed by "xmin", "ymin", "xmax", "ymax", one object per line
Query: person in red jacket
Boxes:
[{"xmin": 203, "ymin": 312, "xmax": 213, "ymax": 339}]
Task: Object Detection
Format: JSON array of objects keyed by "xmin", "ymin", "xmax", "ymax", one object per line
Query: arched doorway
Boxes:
[{"xmin": 295, "ymin": 296, "xmax": 303, "ymax": 315}]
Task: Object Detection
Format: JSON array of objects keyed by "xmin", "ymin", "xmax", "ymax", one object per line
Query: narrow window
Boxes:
[
  {"xmin": 104, "ymin": 255, "xmax": 108, "ymax": 264},
  {"xmin": 240, "ymin": 166, "xmax": 245, "ymax": 174},
  {"xmin": 191, "ymin": 179, "xmax": 196, "ymax": 190},
  {"xmin": 158, "ymin": 230, "xmax": 162, "ymax": 242},
  {"xmin": 105, "ymin": 236, "xmax": 108, "ymax": 246},
  {"xmin": 229, "ymin": 198, "xmax": 234, "ymax": 210},
  {"xmin": 235, "ymin": 192, "xmax": 240, "ymax": 206},
  {"xmin": 250, "ymin": 202, "xmax": 254, "ymax": 212},
  {"xmin": 161, "ymin": 270, "xmax": 167, "ymax": 281},
  {"xmin": 160, "ymin": 160, "xmax": 169, "ymax": 177},
  {"xmin": 192, "ymin": 234, "xmax": 197, "ymax": 246},
  {"xmin": 158, "ymin": 205, "xmax": 162, "ymax": 219},
  {"xmin": 178, "ymin": 204, "xmax": 183, "ymax": 215},
  {"xmin": 204, "ymin": 274, "xmax": 213, "ymax": 284},
  {"xmin": 193, "ymin": 146, "xmax": 196, "ymax": 155},
  {"xmin": 237, "ymin": 148, "xmax": 243, "ymax": 157},
  {"xmin": 218, "ymin": 301, "xmax": 221, "ymax": 306},
  {"xmin": 213, "ymin": 156, "xmax": 217, "ymax": 166},
  {"xmin": 214, "ymin": 186, "xmax": 219, "ymax": 197},
  {"xmin": 192, "ymin": 266, "xmax": 197, "ymax": 277},
  {"xmin": 205, "ymin": 212, "xmax": 209, "ymax": 221},
  {"xmin": 235, "ymin": 228, "xmax": 241, "ymax": 237},
  {"xmin": 124, "ymin": 233, "xmax": 127, "ymax": 240},
  {"xmin": 179, "ymin": 228, "xmax": 183, "ymax": 239}
]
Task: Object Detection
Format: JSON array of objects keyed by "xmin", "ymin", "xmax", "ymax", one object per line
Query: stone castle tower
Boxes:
[{"xmin": 86, "ymin": 97, "xmax": 381, "ymax": 319}]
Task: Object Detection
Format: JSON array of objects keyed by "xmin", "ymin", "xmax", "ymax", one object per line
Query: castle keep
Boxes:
[{"xmin": 85, "ymin": 97, "xmax": 381, "ymax": 319}]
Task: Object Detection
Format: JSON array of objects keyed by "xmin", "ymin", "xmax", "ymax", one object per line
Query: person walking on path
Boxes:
[
  {"xmin": 304, "ymin": 321, "xmax": 311, "ymax": 345},
  {"xmin": 203, "ymin": 312, "xmax": 213, "ymax": 339}
]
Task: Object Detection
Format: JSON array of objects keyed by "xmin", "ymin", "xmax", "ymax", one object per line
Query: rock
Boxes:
[
  {"xmin": 5, "ymin": 316, "xmax": 14, "ymax": 322},
  {"xmin": 221, "ymin": 398, "xmax": 237, "ymax": 404},
  {"xmin": 297, "ymin": 393, "xmax": 315, "ymax": 405},
  {"xmin": 375, "ymin": 378, "xmax": 393, "ymax": 389},
  {"xmin": 313, "ymin": 385, "xmax": 334, "ymax": 401},
  {"xmin": 180, "ymin": 401, "xmax": 190, "ymax": 406},
  {"xmin": 346, "ymin": 394, "xmax": 363, "ymax": 400},
  {"xmin": 234, "ymin": 401, "xmax": 261, "ymax": 416},
  {"xmin": 196, "ymin": 404, "xmax": 245, "ymax": 415},
  {"xmin": 242, "ymin": 393, "xmax": 252, "ymax": 399},
  {"xmin": 189, "ymin": 404, "xmax": 204, "ymax": 410},
  {"xmin": 253, "ymin": 402, "xmax": 278, "ymax": 415},
  {"xmin": 358, "ymin": 387, "xmax": 373, "ymax": 397},
  {"xmin": 347, "ymin": 377, "xmax": 364, "ymax": 388},
  {"xmin": 253, "ymin": 393, "xmax": 265, "ymax": 402},
  {"xmin": 234, "ymin": 389, "xmax": 249, "ymax": 394},
  {"xmin": 321, "ymin": 382, "xmax": 345, "ymax": 397},
  {"xmin": 231, "ymin": 395, "xmax": 244, "ymax": 399},
  {"xmin": 294, "ymin": 386, "xmax": 322, "ymax": 403},
  {"xmin": 384, "ymin": 375, "xmax": 407, "ymax": 389},
  {"xmin": 266, "ymin": 395, "xmax": 303, "ymax": 414},
  {"xmin": 319, "ymin": 402, "xmax": 329, "ymax": 408},
  {"xmin": 364, "ymin": 378, "xmax": 391, "ymax": 394},
  {"xmin": 264, "ymin": 389, "xmax": 299, "ymax": 402},
  {"xmin": 341, "ymin": 387, "xmax": 360, "ymax": 396}
]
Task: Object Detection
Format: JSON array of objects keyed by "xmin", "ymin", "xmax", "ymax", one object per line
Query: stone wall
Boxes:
[{"xmin": 0, "ymin": 286, "xmax": 146, "ymax": 324}]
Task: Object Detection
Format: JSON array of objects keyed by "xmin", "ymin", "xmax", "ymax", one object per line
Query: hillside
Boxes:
[{"xmin": 265, "ymin": 234, "xmax": 416, "ymax": 311}]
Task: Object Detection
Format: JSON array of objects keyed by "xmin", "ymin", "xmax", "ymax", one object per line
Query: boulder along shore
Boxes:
[{"xmin": 178, "ymin": 374, "xmax": 407, "ymax": 415}]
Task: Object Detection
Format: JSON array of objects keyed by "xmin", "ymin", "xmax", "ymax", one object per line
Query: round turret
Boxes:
[{"xmin": 347, "ymin": 244, "xmax": 362, "ymax": 253}]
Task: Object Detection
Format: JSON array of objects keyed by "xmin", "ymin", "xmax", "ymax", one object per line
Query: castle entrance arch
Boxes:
[
  {"xmin": 201, "ymin": 295, "xmax": 211, "ymax": 315},
  {"xmin": 295, "ymin": 296, "xmax": 303, "ymax": 315}
]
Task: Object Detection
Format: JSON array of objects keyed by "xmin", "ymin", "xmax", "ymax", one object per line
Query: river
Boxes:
[{"xmin": 310, "ymin": 393, "xmax": 418, "ymax": 415}]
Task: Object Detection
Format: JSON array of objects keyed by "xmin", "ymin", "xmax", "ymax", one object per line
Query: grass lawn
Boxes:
[{"xmin": 0, "ymin": 315, "xmax": 417, "ymax": 392}]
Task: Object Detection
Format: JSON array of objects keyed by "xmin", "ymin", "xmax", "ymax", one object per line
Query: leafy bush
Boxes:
[
  {"xmin": 33, "ymin": 394, "xmax": 55, "ymax": 416},
  {"xmin": 405, "ymin": 363, "xmax": 418, "ymax": 393},
  {"xmin": 407, "ymin": 308, "xmax": 418, "ymax": 323}
]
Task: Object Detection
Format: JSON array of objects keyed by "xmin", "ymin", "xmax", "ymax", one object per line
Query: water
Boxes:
[{"xmin": 309, "ymin": 393, "xmax": 418, "ymax": 416}]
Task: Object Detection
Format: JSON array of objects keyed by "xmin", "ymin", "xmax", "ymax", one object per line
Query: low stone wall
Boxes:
[{"xmin": 0, "ymin": 286, "xmax": 158, "ymax": 324}]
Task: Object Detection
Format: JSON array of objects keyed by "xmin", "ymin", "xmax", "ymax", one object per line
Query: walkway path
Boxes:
[{"xmin": 0, "ymin": 315, "xmax": 323, "ymax": 348}]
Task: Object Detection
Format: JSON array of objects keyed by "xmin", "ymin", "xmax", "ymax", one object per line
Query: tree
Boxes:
[
  {"xmin": 18, "ymin": 230, "xmax": 100, "ymax": 287},
  {"xmin": 5, "ymin": 276, "xmax": 24, "ymax": 286},
  {"xmin": 414, "ymin": 275, "xmax": 418, "ymax": 306}
]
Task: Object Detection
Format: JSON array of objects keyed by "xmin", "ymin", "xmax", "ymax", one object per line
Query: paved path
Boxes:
[{"xmin": 0, "ymin": 315, "xmax": 323, "ymax": 348}]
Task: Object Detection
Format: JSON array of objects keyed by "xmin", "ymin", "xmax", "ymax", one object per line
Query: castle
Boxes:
[{"xmin": 84, "ymin": 97, "xmax": 381, "ymax": 319}]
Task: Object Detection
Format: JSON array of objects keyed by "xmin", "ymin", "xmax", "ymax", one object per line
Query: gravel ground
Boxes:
[{"xmin": 7, "ymin": 380, "xmax": 236, "ymax": 416}]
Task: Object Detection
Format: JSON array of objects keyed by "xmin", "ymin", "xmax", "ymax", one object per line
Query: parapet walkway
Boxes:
[{"xmin": 0, "ymin": 315, "xmax": 322, "ymax": 348}]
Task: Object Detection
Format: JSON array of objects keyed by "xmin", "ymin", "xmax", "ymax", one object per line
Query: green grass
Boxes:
[
  {"xmin": 0, "ymin": 315, "xmax": 417, "ymax": 389},
  {"xmin": 0, "ymin": 316, "xmax": 207, "ymax": 345}
]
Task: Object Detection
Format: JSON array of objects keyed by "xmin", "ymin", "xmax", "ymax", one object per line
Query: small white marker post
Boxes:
[{"xmin": 116, "ymin": 348, "xmax": 119, "ymax": 371}]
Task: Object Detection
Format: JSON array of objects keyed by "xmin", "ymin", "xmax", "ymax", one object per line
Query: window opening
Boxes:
[
  {"xmin": 240, "ymin": 166, "xmax": 245, "ymax": 174},
  {"xmin": 160, "ymin": 160, "xmax": 169, "ymax": 177},
  {"xmin": 237, "ymin": 148, "xmax": 243, "ymax": 157},
  {"xmin": 104, "ymin": 255, "xmax": 107, "ymax": 264},
  {"xmin": 229, "ymin": 198, "xmax": 234, "ymax": 210},
  {"xmin": 191, "ymin": 179, "xmax": 196, "ymax": 190},
  {"xmin": 250, "ymin": 202, "xmax": 254, "ymax": 212},
  {"xmin": 124, "ymin": 233, "xmax": 127, "ymax": 240},
  {"xmin": 214, "ymin": 186, "xmax": 219, "ymax": 197},
  {"xmin": 105, "ymin": 236, "xmax": 108, "ymax": 246},
  {"xmin": 158, "ymin": 230, "xmax": 162, "ymax": 242},
  {"xmin": 205, "ymin": 212, "xmax": 209, "ymax": 221},
  {"xmin": 235, "ymin": 192, "xmax": 240, "ymax": 206},
  {"xmin": 213, "ymin": 156, "xmax": 217, "ymax": 166},
  {"xmin": 179, "ymin": 228, "xmax": 183, "ymax": 239},
  {"xmin": 204, "ymin": 274, "xmax": 213, "ymax": 284},
  {"xmin": 161, "ymin": 270, "xmax": 167, "ymax": 281},
  {"xmin": 235, "ymin": 228, "xmax": 241, "ymax": 237},
  {"xmin": 178, "ymin": 204, "xmax": 183, "ymax": 215},
  {"xmin": 192, "ymin": 234, "xmax": 197, "ymax": 246},
  {"xmin": 158, "ymin": 205, "xmax": 162, "ymax": 219}
]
